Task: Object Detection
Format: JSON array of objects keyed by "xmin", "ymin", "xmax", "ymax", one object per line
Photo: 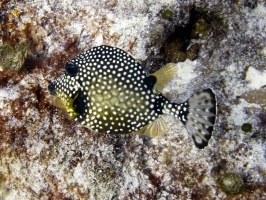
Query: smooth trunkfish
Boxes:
[{"xmin": 48, "ymin": 45, "xmax": 217, "ymax": 149}]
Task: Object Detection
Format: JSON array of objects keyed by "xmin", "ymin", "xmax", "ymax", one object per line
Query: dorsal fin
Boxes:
[
  {"xmin": 137, "ymin": 115, "xmax": 168, "ymax": 137},
  {"xmin": 152, "ymin": 63, "xmax": 178, "ymax": 93}
]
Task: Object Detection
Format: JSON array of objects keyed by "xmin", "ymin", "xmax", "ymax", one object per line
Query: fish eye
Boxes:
[{"xmin": 65, "ymin": 62, "xmax": 78, "ymax": 76}]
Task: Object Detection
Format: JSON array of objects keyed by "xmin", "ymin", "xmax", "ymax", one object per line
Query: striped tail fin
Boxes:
[{"xmin": 166, "ymin": 89, "xmax": 217, "ymax": 149}]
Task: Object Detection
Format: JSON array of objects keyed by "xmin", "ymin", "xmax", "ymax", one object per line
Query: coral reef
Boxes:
[{"xmin": 0, "ymin": 0, "xmax": 266, "ymax": 199}]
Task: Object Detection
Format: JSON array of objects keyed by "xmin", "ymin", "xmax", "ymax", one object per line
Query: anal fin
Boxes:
[{"xmin": 137, "ymin": 115, "xmax": 168, "ymax": 137}]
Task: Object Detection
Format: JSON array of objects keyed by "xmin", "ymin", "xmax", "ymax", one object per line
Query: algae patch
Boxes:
[
  {"xmin": 0, "ymin": 43, "xmax": 28, "ymax": 71},
  {"xmin": 242, "ymin": 88, "xmax": 266, "ymax": 107},
  {"xmin": 218, "ymin": 173, "xmax": 244, "ymax": 194},
  {"xmin": 241, "ymin": 123, "xmax": 252, "ymax": 132},
  {"xmin": 161, "ymin": 8, "xmax": 223, "ymax": 63},
  {"xmin": 161, "ymin": 9, "xmax": 174, "ymax": 20}
]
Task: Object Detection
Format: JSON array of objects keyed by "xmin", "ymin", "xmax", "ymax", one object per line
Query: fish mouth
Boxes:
[{"xmin": 48, "ymin": 83, "xmax": 56, "ymax": 95}]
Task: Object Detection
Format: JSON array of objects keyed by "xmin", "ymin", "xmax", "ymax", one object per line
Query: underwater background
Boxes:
[{"xmin": 0, "ymin": 0, "xmax": 265, "ymax": 199}]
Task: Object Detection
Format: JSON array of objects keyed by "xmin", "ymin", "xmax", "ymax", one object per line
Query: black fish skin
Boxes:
[
  {"xmin": 49, "ymin": 46, "xmax": 160, "ymax": 133},
  {"xmin": 48, "ymin": 45, "xmax": 217, "ymax": 149}
]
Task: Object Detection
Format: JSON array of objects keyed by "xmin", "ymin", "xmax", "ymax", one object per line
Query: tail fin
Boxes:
[
  {"xmin": 185, "ymin": 89, "xmax": 216, "ymax": 148},
  {"xmin": 167, "ymin": 89, "xmax": 217, "ymax": 149}
]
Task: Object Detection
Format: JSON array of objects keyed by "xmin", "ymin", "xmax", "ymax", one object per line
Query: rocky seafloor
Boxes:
[{"xmin": 0, "ymin": 0, "xmax": 265, "ymax": 199}]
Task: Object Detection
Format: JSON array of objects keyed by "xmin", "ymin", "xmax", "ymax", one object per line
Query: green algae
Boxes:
[
  {"xmin": 241, "ymin": 123, "xmax": 252, "ymax": 132},
  {"xmin": 161, "ymin": 9, "xmax": 173, "ymax": 20},
  {"xmin": 191, "ymin": 17, "xmax": 211, "ymax": 38},
  {"xmin": 0, "ymin": 43, "xmax": 28, "ymax": 71},
  {"xmin": 218, "ymin": 173, "xmax": 244, "ymax": 194},
  {"xmin": 186, "ymin": 43, "xmax": 200, "ymax": 61}
]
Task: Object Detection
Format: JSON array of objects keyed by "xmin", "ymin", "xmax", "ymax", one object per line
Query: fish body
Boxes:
[{"xmin": 48, "ymin": 45, "xmax": 216, "ymax": 148}]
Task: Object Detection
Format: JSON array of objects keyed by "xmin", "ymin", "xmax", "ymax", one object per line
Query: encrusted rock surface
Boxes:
[{"xmin": 0, "ymin": 0, "xmax": 265, "ymax": 199}]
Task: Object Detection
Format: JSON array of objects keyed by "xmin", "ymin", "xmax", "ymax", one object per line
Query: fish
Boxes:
[{"xmin": 48, "ymin": 45, "xmax": 217, "ymax": 149}]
